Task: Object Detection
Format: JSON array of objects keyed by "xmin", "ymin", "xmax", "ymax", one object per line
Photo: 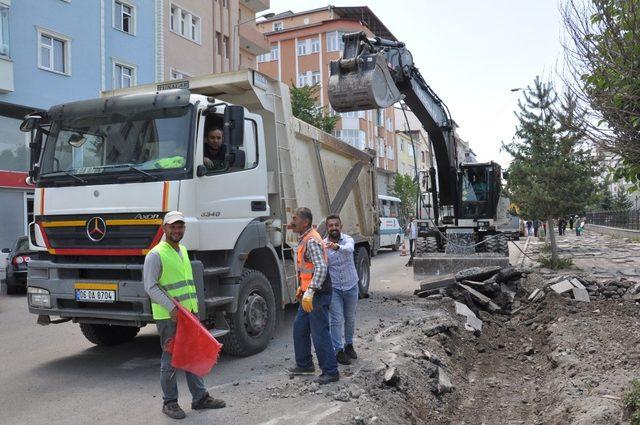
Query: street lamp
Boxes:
[{"xmin": 233, "ymin": 12, "xmax": 275, "ymax": 70}]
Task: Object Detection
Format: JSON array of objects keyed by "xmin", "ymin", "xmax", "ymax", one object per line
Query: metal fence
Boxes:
[{"xmin": 585, "ymin": 209, "xmax": 640, "ymax": 230}]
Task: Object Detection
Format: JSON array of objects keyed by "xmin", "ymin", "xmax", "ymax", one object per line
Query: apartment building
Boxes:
[
  {"xmin": 255, "ymin": 6, "xmax": 398, "ymax": 195},
  {"xmin": 161, "ymin": 0, "xmax": 269, "ymax": 80},
  {"xmin": 0, "ymin": 0, "xmax": 156, "ymax": 250}
]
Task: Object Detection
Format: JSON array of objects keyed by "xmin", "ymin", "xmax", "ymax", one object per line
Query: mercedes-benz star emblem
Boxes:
[{"xmin": 86, "ymin": 217, "xmax": 107, "ymax": 242}]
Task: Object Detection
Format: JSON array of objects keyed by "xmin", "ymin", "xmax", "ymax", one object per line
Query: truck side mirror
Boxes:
[{"xmin": 224, "ymin": 105, "xmax": 244, "ymax": 146}]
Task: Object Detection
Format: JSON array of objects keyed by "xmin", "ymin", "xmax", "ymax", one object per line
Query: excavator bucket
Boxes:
[{"xmin": 328, "ymin": 52, "xmax": 401, "ymax": 113}]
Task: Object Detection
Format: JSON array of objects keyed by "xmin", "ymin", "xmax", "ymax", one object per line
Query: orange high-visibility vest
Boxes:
[{"xmin": 297, "ymin": 228, "xmax": 328, "ymax": 291}]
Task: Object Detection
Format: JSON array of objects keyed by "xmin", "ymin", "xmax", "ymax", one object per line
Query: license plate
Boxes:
[{"xmin": 75, "ymin": 283, "xmax": 117, "ymax": 303}]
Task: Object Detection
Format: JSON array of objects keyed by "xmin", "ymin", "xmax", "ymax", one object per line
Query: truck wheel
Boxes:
[
  {"xmin": 391, "ymin": 236, "xmax": 401, "ymax": 251},
  {"xmin": 79, "ymin": 323, "xmax": 140, "ymax": 346},
  {"xmin": 484, "ymin": 235, "xmax": 498, "ymax": 253},
  {"xmin": 415, "ymin": 237, "xmax": 428, "ymax": 255},
  {"xmin": 355, "ymin": 247, "xmax": 370, "ymax": 298},
  {"xmin": 221, "ymin": 269, "xmax": 276, "ymax": 357},
  {"xmin": 425, "ymin": 236, "xmax": 438, "ymax": 253},
  {"xmin": 497, "ymin": 234, "xmax": 509, "ymax": 256}
]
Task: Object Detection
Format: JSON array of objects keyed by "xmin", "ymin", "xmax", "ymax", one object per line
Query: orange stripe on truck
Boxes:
[{"xmin": 162, "ymin": 181, "xmax": 169, "ymax": 211}]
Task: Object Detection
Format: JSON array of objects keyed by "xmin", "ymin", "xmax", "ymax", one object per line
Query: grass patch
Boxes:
[
  {"xmin": 538, "ymin": 255, "xmax": 573, "ymax": 269},
  {"xmin": 625, "ymin": 379, "xmax": 640, "ymax": 424},
  {"xmin": 539, "ymin": 243, "xmax": 551, "ymax": 253}
]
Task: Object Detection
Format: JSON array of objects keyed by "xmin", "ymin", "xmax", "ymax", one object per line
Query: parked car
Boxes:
[{"xmin": 3, "ymin": 236, "xmax": 37, "ymax": 294}]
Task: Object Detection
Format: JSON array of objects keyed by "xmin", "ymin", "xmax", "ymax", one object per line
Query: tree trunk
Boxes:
[{"xmin": 547, "ymin": 217, "xmax": 559, "ymax": 268}]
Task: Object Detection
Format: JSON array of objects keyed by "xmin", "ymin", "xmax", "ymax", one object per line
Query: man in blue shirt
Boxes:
[{"xmin": 324, "ymin": 214, "xmax": 360, "ymax": 365}]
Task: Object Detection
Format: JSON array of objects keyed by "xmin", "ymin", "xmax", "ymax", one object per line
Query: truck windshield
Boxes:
[{"xmin": 38, "ymin": 105, "xmax": 193, "ymax": 185}]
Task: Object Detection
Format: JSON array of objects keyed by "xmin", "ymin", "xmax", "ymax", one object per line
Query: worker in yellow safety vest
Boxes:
[
  {"xmin": 287, "ymin": 207, "xmax": 339, "ymax": 385},
  {"xmin": 143, "ymin": 210, "xmax": 225, "ymax": 419}
]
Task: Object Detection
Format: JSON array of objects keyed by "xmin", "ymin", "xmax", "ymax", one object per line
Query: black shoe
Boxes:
[
  {"xmin": 162, "ymin": 401, "xmax": 186, "ymax": 419},
  {"xmin": 314, "ymin": 373, "xmax": 340, "ymax": 385},
  {"xmin": 288, "ymin": 365, "xmax": 316, "ymax": 375},
  {"xmin": 336, "ymin": 349, "xmax": 351, "ymax": 365},
  {"xmin": 191, "ymin": 393, "xmax": 226, "ymax": 410},
  {"xmin": 344, "ymin": 344, "xmax": 358, "ymax": 360}
]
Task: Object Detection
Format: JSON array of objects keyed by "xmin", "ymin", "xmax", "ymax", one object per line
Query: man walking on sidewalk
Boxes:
[
  {"xmin": 144, "ymin": 211, "xmax": 226, "ymax": 419},
  {"xmin": 324, "ymin": 215, "xmax": 359, "ymax": 366},
  {"xmin": 288, "ymin": 207, "xmax": 339, "ymax": 385},
  {"xmin": 406, "ymin": 217, "xmax": 417, "ymax": 266}
]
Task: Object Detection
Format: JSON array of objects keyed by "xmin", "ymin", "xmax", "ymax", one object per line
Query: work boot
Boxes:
[
  {"xmin": 344, "ymin": 344, "xmax": 358, "ymax": 360},
  {"xmin": 336, "ymin": 349, "xmax": 351, "ymax": 365},
  {"xmin": 191, "ymin": 393, "xmax": 226, "ymax": 410},
  {"xmin": 162, "ymin": 401, "xmax": 186, "ymax": 419},
  {"xmin": 314, "ymin": 373, "xmax": 340, "ymax": 385},
  {"xmin": 287, "ymin": 365, "xmax": 316, "ymax": 375}
]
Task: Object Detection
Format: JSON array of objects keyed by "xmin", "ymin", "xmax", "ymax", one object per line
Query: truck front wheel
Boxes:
[
  {"xmin": 79, "ymin": 323, "xmax": 140, "ymax": 346},
  {"xmin": 355, "ymin": 247, "xmax": 370, "ymax": 298},
  {"xmin": 221, "ymin": 269, "xmax": 276, "ymax": 357}
]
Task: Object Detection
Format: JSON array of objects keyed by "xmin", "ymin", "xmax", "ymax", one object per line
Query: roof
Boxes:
[{"xmin": 262, "ymin": 5, "xmax": 396, "ymax": 41}]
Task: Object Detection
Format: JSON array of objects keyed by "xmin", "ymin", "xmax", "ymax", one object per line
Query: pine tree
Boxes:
[
  {"xmin": 600, "ymin": 187, "xmax": 615, "ymax": 211},
  {"xmin": 504, "ymin": 77, "xmax": 597, "ymax": 268},
  {"xmin": 290, "ymin": 84, "xmax": 340, "ymax": 133},
  {"xmin": 612, "ymin": 187, "xmax": 633, "ymax": 210}
]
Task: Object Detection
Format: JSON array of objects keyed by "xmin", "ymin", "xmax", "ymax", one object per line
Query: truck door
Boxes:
[{"xmin": 195, "ymin": 108, "xmax": 268, "ymax": 250}]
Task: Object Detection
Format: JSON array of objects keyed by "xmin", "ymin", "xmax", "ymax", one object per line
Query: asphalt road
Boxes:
[{"xmin": 0, "ymin": 249, "xmax": 419, "ymax": 425}]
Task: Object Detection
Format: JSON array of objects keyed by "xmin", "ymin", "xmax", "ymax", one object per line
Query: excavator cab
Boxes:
[{"xmin": 328, "ymin": 32, "xmax": 401, "ymax": 112}]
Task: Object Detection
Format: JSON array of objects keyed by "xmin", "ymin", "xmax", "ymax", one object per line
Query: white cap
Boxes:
[{"xmin": 163, "ymin": 211, "xmax": 185, "ymax": 225}]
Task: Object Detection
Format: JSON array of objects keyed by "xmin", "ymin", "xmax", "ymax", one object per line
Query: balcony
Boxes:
[
  {"xmin": 241, "ymin": 0, "xmax": 270, "ymax": 13},
  {"xmin": 239, "ymin": 24, "xmax": 269, "ymax": 55},
  {"xmin": 0, "ymin": 56, "xmax": 14, "ymax": 93}
]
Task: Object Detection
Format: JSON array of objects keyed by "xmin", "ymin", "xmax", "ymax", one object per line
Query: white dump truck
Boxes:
[{"xmin": 20, "ymin": 69, "xmax": 379, "ymax": 356}]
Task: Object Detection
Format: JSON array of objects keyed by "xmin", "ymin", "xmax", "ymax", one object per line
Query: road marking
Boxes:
[{"xmin": 257, "ymin": 402, "xmax": 341, "ymax": 425}]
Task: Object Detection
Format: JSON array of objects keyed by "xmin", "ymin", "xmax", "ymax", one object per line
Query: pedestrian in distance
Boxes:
[
  {"xmin": 405, "ymin": 217, "xmax": 417, "ymax": 266},
  {"xmin": 288, "ymin": 207, "xmax": 339, "ymax": 385},
  {"xmin": 324, "ymin": 214, "xmax": 359, "ymax": 366},
  {"xmin": 558, "ymin": 218, "xmax": 566, "ymax": 236},
  {"xmin": 569, "ymin": 216, "xmax": 575, "ymax": 230},
  {"xmin": 533, "ymin": 219, "xmax": 540, "ymax": 237},
  {"xmin": 526, "ymin": 220, "xmax": 533, "ymax": 237},
  {"xmin": 143, "ymin": 211, "xmax": 226, "ymax": 420}
]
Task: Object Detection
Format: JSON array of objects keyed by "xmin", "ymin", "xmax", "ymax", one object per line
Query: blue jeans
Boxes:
[
  {"xmin": 293, "ymin": 291, "xmax": 338, "ymax": 376},
  {"xmin": 157, "ymin": 320, "xmax": 208, "ymax": 404},
  {"xmin": 329, "ymin": 285, "xmax": 359, "ymax": 352}
]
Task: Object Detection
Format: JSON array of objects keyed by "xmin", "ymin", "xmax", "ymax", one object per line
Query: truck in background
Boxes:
[{"xmin": 20, "ymin": 69, "xmax": 378, "ymax": 356}]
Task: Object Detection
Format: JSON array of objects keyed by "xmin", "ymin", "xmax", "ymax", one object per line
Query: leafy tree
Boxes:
[
  {"xmin": 290, "ymin": 84, "xmax": 340, "ymax": 133},
  {"xmin": 503, "ymin": 77, "xmax": 598, "ymax": 268},
  {"xmin": 390, "ymin": 173, "xmax": 418, "ymax": 220},
  {"xmin": 562, "ymin": 0, "xmax": 640, "ymax": 189},
  {"xmin": 612, "ymin": 187, "xmax": 634, "ymax": 210},
  {"xmin": 599, "ymin": 186, "xmax": 615, "ymax": 210}
]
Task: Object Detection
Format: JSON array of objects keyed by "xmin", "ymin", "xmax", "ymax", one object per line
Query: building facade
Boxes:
[{"xmin": 255, "ymin": 6, "xmax": 398, "ymax": 195}]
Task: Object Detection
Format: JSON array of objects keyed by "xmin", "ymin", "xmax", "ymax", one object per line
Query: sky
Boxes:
[{"xmin": 264, "ymin": 0, "xmax": 566, "ymax": 168}]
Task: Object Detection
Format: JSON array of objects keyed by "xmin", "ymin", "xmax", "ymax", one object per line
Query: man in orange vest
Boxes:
[{"xmin": 288, "ymin": 207, "xmax": 339, "ymax": 384}]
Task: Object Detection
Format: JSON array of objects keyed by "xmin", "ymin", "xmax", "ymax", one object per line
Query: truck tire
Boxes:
[
  {"xmin": 415, "ymin": 237, "xmax": 428, "ymax": 256},
  {"xmin": 391, "ymin": 235, "xmax": 401, "ymax": 251},
  {"xmin": 484, "ymin": 235, "xmax": 498, "ymax": 253},
  {"xmin": 354, "ymin": 247, "xmax": 370, "ymax": 298},
  {"xmin": 497, "ymin": 234, "xmax": 509, "ymax": 256},
  {"xmin": 221, "ymin": 269, "xmax": 276, "ymax": 357},
  {"xmin": 425, "ymin": 236, "xmax": 438, "ymax": 253},
  {"xmin": 79, "ymin": 323, "xmax": 140, "ymax": 346}
]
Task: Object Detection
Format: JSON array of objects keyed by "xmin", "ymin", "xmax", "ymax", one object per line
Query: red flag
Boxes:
[{"xmin": 166, "ymin": 300, "xmax": 222, "ymax": 377}]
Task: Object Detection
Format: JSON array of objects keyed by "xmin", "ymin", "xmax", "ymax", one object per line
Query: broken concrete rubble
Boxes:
[
  {"xmin": 455, "ymin": 266, "xmax": 503, "ymax": 282},
  {"xmin": 457, "ymin": 283, "xmax": 501, "ymax": 312},
  {"xmin": 454, "ymin": 301, "xmax": 483, "ymax": 332},
  {"xmin": 435, "ymin": 367, "xmax": 454, "ymax": 395}
]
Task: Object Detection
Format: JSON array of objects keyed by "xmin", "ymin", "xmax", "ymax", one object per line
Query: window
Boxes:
[
  {"xmin": 376, "ymin": 109, "xmax": 384, "ymax": 127},
  {"xmin": 334, "ymin": 129, "xmax": 366, "ymax": 150},
  {"xmin": 215, "ymin": 32, "xmax": 222, "ymax": 56},
  {"xmin": 270, "ymin": 45, "xmax": 279, "ymax": 61},
  {"xmin": 223, "ymin": 36, "xmax": 229, "ymax": 59},
  {"xmin": 170, "ymin": 68, "xmax": 191, "ymax": 80},
  {"xmin": 114, "ymin": 1, "xmax": 134, "ymax": 35},
  {"xmin": 377, "ymin": 139, "xmax": 385, "ymax": 157},
  {"xmin": 386, "ymin": 145, "xmax": 394, "ymax": 160},
  {"xmin": 170, "ymin": 3, "xmax": 201, "ymax": 43},
  {"xmin": 311, "ymin": 37, "xmax": 320, "ymax": 53},
  {"xmin": 0, "ymin": 115, "xmax": 29, "ymax": 172},
  {"xmin": 203, "ymin": 116, "xmax": 259, "ymax": 175},
  {"xmin": 0, "ymin": 4, "xmax": 8, "ymax": 57},
  {"xmin": 113, "ymin": 61, "xmax": 135, "ymax": 89},
  {"xmin": 257, "ymin": 52, "xmax": 270, "ymax": 63},
  {"xmin": 399, "ymin": 140, "xmax": 404, "ymax": 152},
  {"xmin": 326, "ymin": 31, "xmax": 345, "ymax": 52},
  {"xmin": 296, "ymin": 73, "xmax": 307, "ymax": 87},
  {"xmin": 38, "ymin": 29, "xmax": 70, "ymax": 75},
  {"xmin": 311, "ymin": 71, "xmax": 320, "ymax": 85},
  {"xmin": 297, "ymin": 39, "xmax": 307, "ymax": 56},
  {"xmin": 273, "ymin": 21, "xmax": 283, "ymax": 31}
]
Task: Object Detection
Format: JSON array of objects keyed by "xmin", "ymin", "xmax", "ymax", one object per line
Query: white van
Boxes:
[{"xmin": 379, "ymin": 195, "xmax": 405, "ymax": 250}]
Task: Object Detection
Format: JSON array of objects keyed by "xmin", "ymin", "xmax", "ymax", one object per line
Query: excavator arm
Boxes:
[{"xmin": 328, "ymin": 31, "xmax": 459, "ymax": 209}]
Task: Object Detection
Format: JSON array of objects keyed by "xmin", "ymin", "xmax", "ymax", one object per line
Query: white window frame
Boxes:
[
  {"xmin": 270, "ymin": 45, "xmax": 279, "ymax": 61},
  {"xmin": 257, "ymin": 52, "xmax": 270, "ymax": 63},
  {"xmin": 296, "ymin": 73, "xmax": 308, "ymax": 88},
  {"xmin": 112, "ymin": 59, "xmax": 137, "ymax": 89},
  {"xmin": 297, "ymin": 39, "xmax": 307, "ymax": 56},
  {"xmin": 326, "ymin": 31, "xmax": 345, "ymax": 52},
  {"xmin": 113, "ymin": 0, "xmax": 136, "ymax": 35},
  {"xmin": 169, "ymin": 3, "xmax": 201, "ymax": 44},
  {"xmin": 37, "ymin": 27, "xmax": 71, "ymax": 76},
  {"xmin": 272, "ymin": 21, "xmax": 283, "ymax": 31},
  {"xmin": 169, "ymin": 67, "xmax": 191, "ymax": 80},
  {"xmin": 310, "ymin": 37, "xmax": 320, "ymax": 53},
  {"xmin": 311, "ymin": 71, "xmax": 320, "ymax": 85},
  {"xmin": 0, "ymin": 3, "xmax": 9, "ymax": 58}
]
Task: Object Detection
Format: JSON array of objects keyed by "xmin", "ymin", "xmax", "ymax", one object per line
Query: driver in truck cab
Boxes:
[{"xmin": 203, "ymin": 128, "xmax": 227, "ymax": 171}]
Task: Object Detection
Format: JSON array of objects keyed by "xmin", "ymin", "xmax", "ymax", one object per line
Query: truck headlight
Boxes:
[
  {"xmin": 478, "ymin": 221, "xmax": 490, "ymax": 228},
  {"xmin": 28, "ymin": 287, "xmax": 51, "ymax": 308}
]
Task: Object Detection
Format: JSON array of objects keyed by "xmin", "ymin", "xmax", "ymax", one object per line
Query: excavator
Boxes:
[{"xmin": 328, "ymin": 32, "xmax": 509, "ymax": 256}]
